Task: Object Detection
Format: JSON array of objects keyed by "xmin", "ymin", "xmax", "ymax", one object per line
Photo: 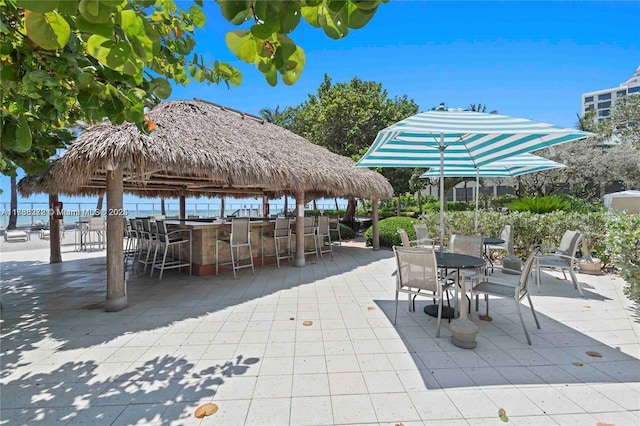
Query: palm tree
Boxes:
[
  {"xmin": 8, "ymin": 175, "xmax": 17, "ymax": 230},
  {"xmin": 468, "ymin": 103, "xmax": 498, "ymax": 114},
  {"xmin": 576, "ymin": 110, "xmax": 597, "ymax": 131},
  {"xmin": 259, "ymin": 106, "xmax": 288, "ymax": 126}
]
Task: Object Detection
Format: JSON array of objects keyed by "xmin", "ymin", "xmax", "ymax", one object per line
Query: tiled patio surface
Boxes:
[{"xmin": 1, "ymin": 241, "xmax": 639, "ymax": 425}]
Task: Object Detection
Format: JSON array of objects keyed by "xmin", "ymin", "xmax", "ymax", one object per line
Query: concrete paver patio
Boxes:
[{"xmin": 1, "ymin": 240, "xmax": 639, "ymax": 425}]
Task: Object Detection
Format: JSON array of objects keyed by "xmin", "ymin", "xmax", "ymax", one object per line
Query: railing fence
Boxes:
[{"xmin": 1, "ymin": 201, "xmax": 347, "ymax": 229}]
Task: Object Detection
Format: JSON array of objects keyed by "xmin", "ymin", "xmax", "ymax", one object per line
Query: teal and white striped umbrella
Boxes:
[
  {"xmin": 420, "ymin": 153, "xmax": 566, "ymax": 178},
  {"xmin": 357, "ymin": 106, "xmax": 591, "ymax": 244},
  {"xmin": 357, "ymin": 109, "xmax": 591, "ymax": 168},
  {"xmin": 421, "ymin": 153, "xmax": 566, "ymax": 231}
]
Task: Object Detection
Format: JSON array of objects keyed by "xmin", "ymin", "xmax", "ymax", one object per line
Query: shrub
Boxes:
[
  {"xmin": 305, "ymin": 209, "xmax": 345, "ymax": 217},
  {"xmin": 331, "ymin": 223, "xmax": 355, "ymax": 241},
  {"xmin": 363, "ymin": 216, "xmax": 418, "ymax": 247},
  {"xmin": 605, "ymin": 213, "xmax": 640, "ymax": 303},
  {"xmin": 488, "ymin": 194, "xmax": 519, "ymax": 209},
  {"xmin": 507, "ymin": 196, "xmax": 570, "ymax": 214}
]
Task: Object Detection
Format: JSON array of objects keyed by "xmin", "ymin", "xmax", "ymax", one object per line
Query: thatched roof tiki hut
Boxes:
[{"xmin": 20, "ymin": 100, "xmax": 393, "ymax": 312}]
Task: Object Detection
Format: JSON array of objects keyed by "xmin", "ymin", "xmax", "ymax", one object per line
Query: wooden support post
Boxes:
[
  {"xmin": 179, "ymin": 191, "xmax": 186, "ymax": 219},
  {"xmin": 372, "ymin": 198, "xmax": 380, "ymax": 251},
  {"xmin": 105, "ymin": 166, "xmax": 128, "ymax": 312},
  {"xmin": 49, "ymin": 194, "xmax": 62, "ymax": 264},
  {"xmin": 262, "ymin": 195, "xmax": 269, "ymax": 218},
  {"xmin": 294, "ymin": 191, "xmax": 305, "ymax": 267}
]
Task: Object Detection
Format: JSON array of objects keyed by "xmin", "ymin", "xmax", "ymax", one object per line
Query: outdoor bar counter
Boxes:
[{"xmin": 165, "ymin": 219, "xmax": 309, "ymax": 276}]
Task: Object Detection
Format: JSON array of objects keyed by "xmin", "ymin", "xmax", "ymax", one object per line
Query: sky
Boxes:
[{"xmin": 2, "ymin": 0, "xmax": 639, "ymax": 207}]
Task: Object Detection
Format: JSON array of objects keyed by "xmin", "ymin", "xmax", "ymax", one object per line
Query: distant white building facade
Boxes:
[{"xmin": 582, "ymin": 66, "xmax": 640, "ymax": 121}]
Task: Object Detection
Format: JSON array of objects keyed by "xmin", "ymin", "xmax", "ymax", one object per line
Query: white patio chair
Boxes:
[
  {"xmin": 471, "ymin": 248, "xmax": 541, "ymax": 345},
  {"xmin": 449, "ymin": 234, "xmax": 485, "ymax": 281},
  {"xmin": 487, "ymin": 224, "xmax": 514, "ymax": 258},
  {"xmin": 397, "ymin": 228, "xmax": 417, "ymax": 248},
  {"xmin": 392, "ymin": 246, "xmax": 454, "ymax": 337},
  {"xmin": 413, "ymin": 224, "xmax": 435, "ymax": 248},
  {"xmin": 535, "ymin": 230, "xmax": 584, "ymax": 296}
]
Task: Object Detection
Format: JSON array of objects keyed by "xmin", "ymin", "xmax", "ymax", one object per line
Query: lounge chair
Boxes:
[{"xmin": 4, "ymin": 230, "xmax": 30, "ymax": 242}]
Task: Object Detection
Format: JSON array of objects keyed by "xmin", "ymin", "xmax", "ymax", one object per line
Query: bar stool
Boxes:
[
  {"xmin": 302, "ymin": 216, "xmax": 319, "ymax": 261},
  {"xmin": 150, "ymin": 220, "xmax": 192, "ymax": 280},
  {"xmin": 85, "ymin": 217, "xmax": 106, "ymax": 251},
  {"xmin": 316, "ymin": 216, "xmax": 333, "ymax": 259},
  {"xmin": 262, "ymin": 217, "xmax": 292, "ymax": 268},
  {"xmin": 137, "ymin": 218, "xmax": 157, "ymax": 274},
  {"xmin": 75, "ymin": 216, "xmax": 90, "ymax": 251},
  {"xmin": 124, "ymin": 218, "xmax": 138, "ymax": 266},
  {"xmin": 329, "ymin": 216, "xmax": 341, "ymax": 248},
  {"xmin": 216, "ymin": 218, "xmax": 255, "ymax": 278}
]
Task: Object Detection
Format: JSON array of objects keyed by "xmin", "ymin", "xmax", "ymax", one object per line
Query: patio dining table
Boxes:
[{"xmin": 424, "ymin": 252, "xmax": 487, "ymax": 319}]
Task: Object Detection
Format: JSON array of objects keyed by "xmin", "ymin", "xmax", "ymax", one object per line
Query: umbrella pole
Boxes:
[
  {"xmin": 439, "ymin": 133, "xmax": 445, "ymax": 251},
  {"xmin": 475, "ymin": 169, "xmax": 479, "ymax": 233}
]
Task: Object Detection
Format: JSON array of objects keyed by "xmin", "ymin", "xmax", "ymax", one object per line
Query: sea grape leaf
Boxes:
[
  {"xmin": 17, "ymin": 0, "xmax": 59, "ymax": 13},
  {"xmin": 225, "ymin": 30, "xmax": 257, "ymax": 63},
  {"xmin": 219, "ymin": 0, "xmax": 250, "ymax": 25},
  {"xmin": 189, "ymin": 6, "xmax": 206, "ymax": 28},
  {"xmin": 25, "ymin": 11, "xmax": 71, "ymax": 50},
  {"xmin": 151, "ymin": 78, "xmax": 172, "ymax": 99}
]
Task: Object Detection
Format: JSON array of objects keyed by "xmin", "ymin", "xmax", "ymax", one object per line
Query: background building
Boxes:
[{"xmin": 582, "ymin": 66, "xmax": 640, "ymax": 121}]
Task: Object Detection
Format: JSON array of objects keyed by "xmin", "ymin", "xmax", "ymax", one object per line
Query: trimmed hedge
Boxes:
[
  {"xmin": 605, "ymin": 213, "xmax": 640, "ymax": 303},
  {"xmin": 363, "ymin": 216, "xmax": 418, "ymax": 247},
  {"xmin": 331, "ymin": 223, "xmax": 355, "ymax": 241}
]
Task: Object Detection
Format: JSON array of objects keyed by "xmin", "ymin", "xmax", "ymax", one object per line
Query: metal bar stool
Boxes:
[
  {"xmin": 262, "ymin": 217, "xmax": 292, "ymax": 268},
  {"xmin": 216, "ymin": 218, "xmax": 255, "ymax": 278},
  {"xmin": 150, "ymin": 220, "xmax": 192, "ymax": 280}
]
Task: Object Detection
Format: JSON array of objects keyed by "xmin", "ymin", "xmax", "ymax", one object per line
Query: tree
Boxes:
[
  {"xmin": 596, "ymin": 94, "xmax": 640, "ymax": 148},
  {"xmin": 468, "ymin": 103, "xmax": 498, "ymax": 114},
  {"xmin": 8, "ymin": 175, "xmax": 17, "ymax": 230},
  {"xmin": 1, "ymin": 0, "xmax": 386, "ymax": 174},
  {"xmin": 284, "ymin": 74, "xmax": 419, "ymax": 221},
  {"xmin": 517, "ymin": 100, "xmax": 640, "ymax": 199},
  {"xmin": 259, "ymin": 105, "xmax": 290, "ymax": 126}
]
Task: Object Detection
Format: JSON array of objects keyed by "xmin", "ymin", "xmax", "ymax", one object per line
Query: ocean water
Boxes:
[{"xmin": 1, "ymin": 200, "xmax": 345, "ymax": 228}]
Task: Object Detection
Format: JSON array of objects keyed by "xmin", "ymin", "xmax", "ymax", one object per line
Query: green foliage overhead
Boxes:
[
  {"xmin": 507, "ymin": 196, "xmax": 570, "ymax": 214},
  {"xmin": 1, "ymin": 0, "xmax": 386, "ymax": 174},
  {"xmin": 219, "ymin": 0, "xmax": 387, "ymax": 86},
  {"xmin": 363, "ymin": 216, "xmax": 418, "ymax": 247}
]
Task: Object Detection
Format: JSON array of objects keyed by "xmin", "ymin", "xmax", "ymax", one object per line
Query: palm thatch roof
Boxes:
[{"xmin": 19, "ymin": 100, "xmax": 393, "ymax": 200}]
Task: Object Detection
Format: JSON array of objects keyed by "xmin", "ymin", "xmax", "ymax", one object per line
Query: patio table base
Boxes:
[{"xmin": 424, "ymin": 304, "xmax": 456, "ymax": 319}]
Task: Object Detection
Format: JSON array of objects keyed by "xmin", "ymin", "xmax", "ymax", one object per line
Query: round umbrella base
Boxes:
[{"xmin": 424, "ymin": 304, "xmax": 456, "ymax": 319}]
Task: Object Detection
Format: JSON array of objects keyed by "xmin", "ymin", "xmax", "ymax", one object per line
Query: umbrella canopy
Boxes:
[
  {"xmin": 357, "ymin": 106, "xmax": 592, "ymax": 243},
  {"xmin": 19, "ymin": 100, "xmax": 393, "ymax": 201},
  {"xmin": 420, "ymin": 153, "xmax": 566, "ymax": 178},
  {"xmin": 421, "ymin": 153, "xmax": 566, "ymax": 231},
  {"xmin": 603, "ymin": 190, "xmax": 640, "ymax": 214}
]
